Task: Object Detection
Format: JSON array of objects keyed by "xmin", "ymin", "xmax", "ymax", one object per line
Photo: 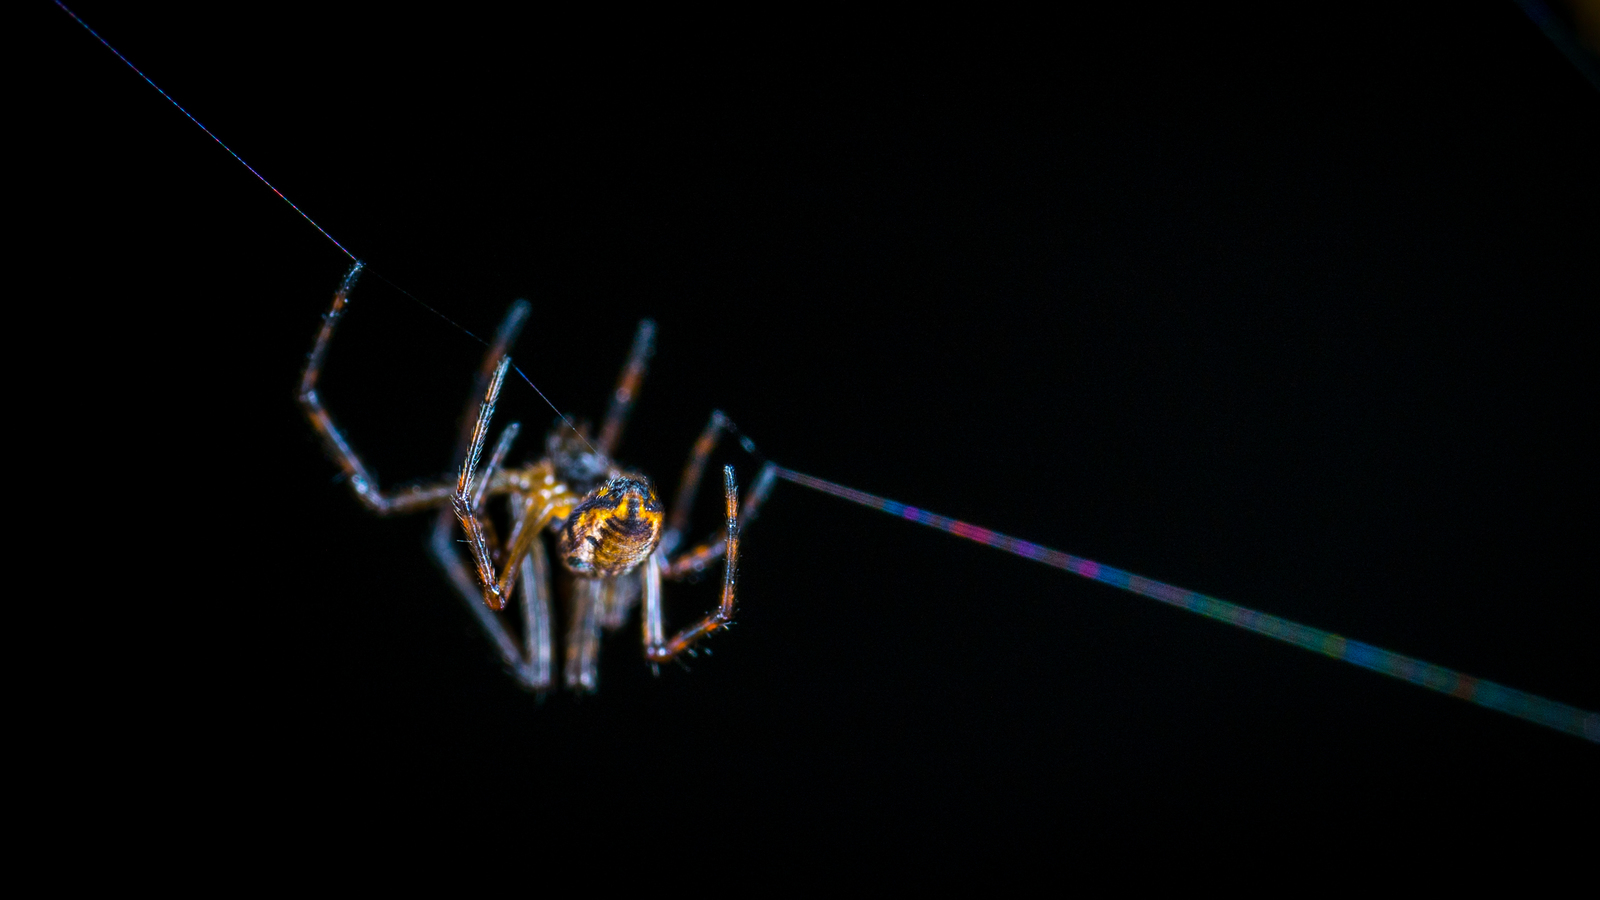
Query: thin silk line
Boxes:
[
  {"xmin": 772, "ymin": 467, "xmax": 1598, "ymax": 744},
  {"xmin": 54, "ymin": 1, "xmax": 357, "ymax": 262},
  {"xmin": 363, "ymin": 273, "xmax": 596, "ymax": 455}
]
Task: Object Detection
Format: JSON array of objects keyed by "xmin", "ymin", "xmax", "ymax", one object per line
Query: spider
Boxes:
[{"xmin": 299, "ymin": 261, "xmax": 777, "ymax": 693}]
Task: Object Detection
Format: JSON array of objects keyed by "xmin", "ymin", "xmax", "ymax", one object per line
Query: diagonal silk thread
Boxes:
[{"xmin": 773, "ymin": 467, "xmax": 1598, "ymax": 744}]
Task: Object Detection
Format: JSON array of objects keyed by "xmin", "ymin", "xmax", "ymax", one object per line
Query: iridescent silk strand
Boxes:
[
  {"xmin": 54, "ymin": 0, "xmax": 358, "ymax": 262},
  {"xmin": 772, "ymin": 467, "xmax": 1598, "ymax": 744}
]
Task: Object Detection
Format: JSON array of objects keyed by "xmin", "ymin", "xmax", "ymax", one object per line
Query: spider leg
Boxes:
[
  {"xmin": 599, "ymin": 570, "xmax": 642, "ymax": 630},
  {"xmin": 299, "ymin": 261, "xmax": 456, "ymax": 513},
  {"xmin": 595, "ymin": 319, "xmax": 656, "ymax": 457},
  {"xmin": 660, "ymin": 410, "xmax": 777, "ymax": 563},
  {"xmin": 426, "ymin": 497, "xmax": 554, "ymax": 691},
  {"xmin": 429, "ymin": 514, "xmax": 549, "ymax": 691},
  {"xmin": 644, "ymin": 466, "xmax": 742, "ymax": 663},
  {"xmin": 661, "ymin": 460, "xmax": 775, "ymax": 580},
  {"xmin": 457, "ymin": 419, "xmax": 521, "ymax": 566},
  {"xmin": 452, "ymin": 355, "xmax": 514, "ymax": 606},
  {"xmin": 452, "ymin": 356, "xmax": 567, "ymax": 610},
  {"xmin": 564, "ymin": 572, "xmax": 651, "ymax": 692},
  {"xmin": 519, "ymin": 528, "xmax": 555, "ymax": 689},
  {"xmin": 424, "ymin": 298, "xmax": 554, "ymax": 690},
  {"xmin": 565, "ymin": 578, "xmax": 605, "ymax": 692},
  {"xmin": 660, "ymin": 410, "xmax": 730, "ymax": 555},
  {"xmin": 429, "ymin": 294, "xmax": 530, "ymax": 553}
]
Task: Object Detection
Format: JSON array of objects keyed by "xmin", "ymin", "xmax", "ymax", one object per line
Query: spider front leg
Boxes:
[
  {"xmin": 430, "ymin": 429, "xmax": 558, "ymax": 691},
  {"xmin": 299, "ymin": 261, "xmax": 455, "ymax": 514},
  {"xmin": 451, "ymin": 355, "xmax": 567, "ymax": 612},
  {"xmin": 425, "ymin": 298, "xmax": 555, "ymax": 690},
  {"xmin": 644, "ymin": 466, "xmax": 742, "ymax": 663}
]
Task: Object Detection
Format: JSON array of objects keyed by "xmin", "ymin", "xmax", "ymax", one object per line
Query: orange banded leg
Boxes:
[
  {"xmin": 423, "ymin": 297, "xmax": 550, "ymax": 689},
  {"xmin": 430, "ymin": 293, "xmax": 531, "ymax": 561},
  {"xmin": 452, "ymin": 356, "xmax": 513, "ymax": 607},
  {"xmin": 662, "ymin": 461, "xmax": 775, "ymax": 579},
  {"xmin": 661, "ymin": 410, "xmax": 732, "ymax": 554},
  {"xmin": 596, "ymin": 319, "xmax": 656, "ymax": 457},
  {"xmin": 299, "ymin": 261, "xmax": 454, "ymax": 514},
  {"xmin": 645, "ymin": 466, "xmax": 741, "ymax": 663},
  {"xmin": 452, "ymin": 356, "xmax": 566, "ymax": 611},
  {"xmin": 456, "ymin": 418, "xmax": 521, "ymax": 564}
]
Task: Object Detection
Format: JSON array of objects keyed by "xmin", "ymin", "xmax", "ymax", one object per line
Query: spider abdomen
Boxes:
[{"xmin": 558, "ymin": 475, "xmax": 664, "ymax": 577}]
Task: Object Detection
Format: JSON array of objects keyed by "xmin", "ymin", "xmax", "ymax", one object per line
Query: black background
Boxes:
[{"xmin": 34, "ymin": 3, "xmax": 1596, "ymax": 833}]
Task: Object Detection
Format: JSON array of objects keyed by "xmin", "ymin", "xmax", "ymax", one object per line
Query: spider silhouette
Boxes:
[{"xmin": 299, "ymin": 261, "xmax": 775, "ymax": 692}]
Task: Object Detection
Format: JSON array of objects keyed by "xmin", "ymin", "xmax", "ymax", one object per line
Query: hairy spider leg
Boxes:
[
  {"xmin": 662, "ymin": 410, "xmax": 730, "ymax": 555},
  {"xmin": 452, "ymin": 356, "xmax": 514, "ymax": 607},
  {"xmin": 472, "ymin": 421, "xmax": 522, "ymax": 514},
  {"xmin": 452, "ymin": 359, "xmax": 580, "ymax": 612},
  {"xmin": 596, "ymin": 319, "xmax": 656, "ymax": 457},
  {"xmin": 425, "ymin": 294, "xmax": 559, "ymax": 691},
  {"xmin": 661, "ymin": 470, "xmax": 775, "ymax": 578},
  {"xmin": 633, "ymin": 410, "xmax": 778, "ymax": 664},
  {"xmin": 456, "ymin": 417, "xmax": 526, "ymax": 578},
  {"xmin": 299, "ymin": 260, "xmax": 454, "ymax": 514},
  {"xmin": 645, "ymin": 466, "xmax": 742, "ymax": 663},
  {"xmin": 660, "ymin": 410, "xmax": 778, "ymax": 571}
]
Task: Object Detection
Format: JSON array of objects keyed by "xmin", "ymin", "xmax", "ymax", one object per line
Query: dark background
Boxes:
[{"xmin": 35, "ymin": 3, "xmax": 1596, "ymax": 831}]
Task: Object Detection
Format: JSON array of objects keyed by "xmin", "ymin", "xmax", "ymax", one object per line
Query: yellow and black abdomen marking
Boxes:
[{"xmin": 558, "ymin": 475, "xmax": 664, "ymax": 577}]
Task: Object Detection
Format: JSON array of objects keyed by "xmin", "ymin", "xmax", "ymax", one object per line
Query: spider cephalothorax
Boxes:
[
  {"xmin": 545, "ymin": 425, "xmax": 612, "ymax": 488},
  {"xmin": 558, "ymin": 475, "xmax": 665, "ymax": 577},
  {"xmin": 299, "ymin": 260, "xmax": 776, "ymax": 693}
]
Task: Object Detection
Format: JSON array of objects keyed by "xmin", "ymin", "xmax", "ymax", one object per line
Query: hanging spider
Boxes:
[{"xmin": 299, "ymin": 261, "xmax": 777, "ymax": 693}]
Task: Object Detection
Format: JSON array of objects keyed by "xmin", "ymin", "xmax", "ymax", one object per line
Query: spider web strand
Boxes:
[
  {"xmin": 771, "ymin": 467, "xmax": 1599, "ymax": 744},
  {"xmin": 54, "ymin": 0, "xmax": 357, "ymax": 262},
  {"xmin": 362, "ymin": 272, "xmax": 595, "ymax": 454}
]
